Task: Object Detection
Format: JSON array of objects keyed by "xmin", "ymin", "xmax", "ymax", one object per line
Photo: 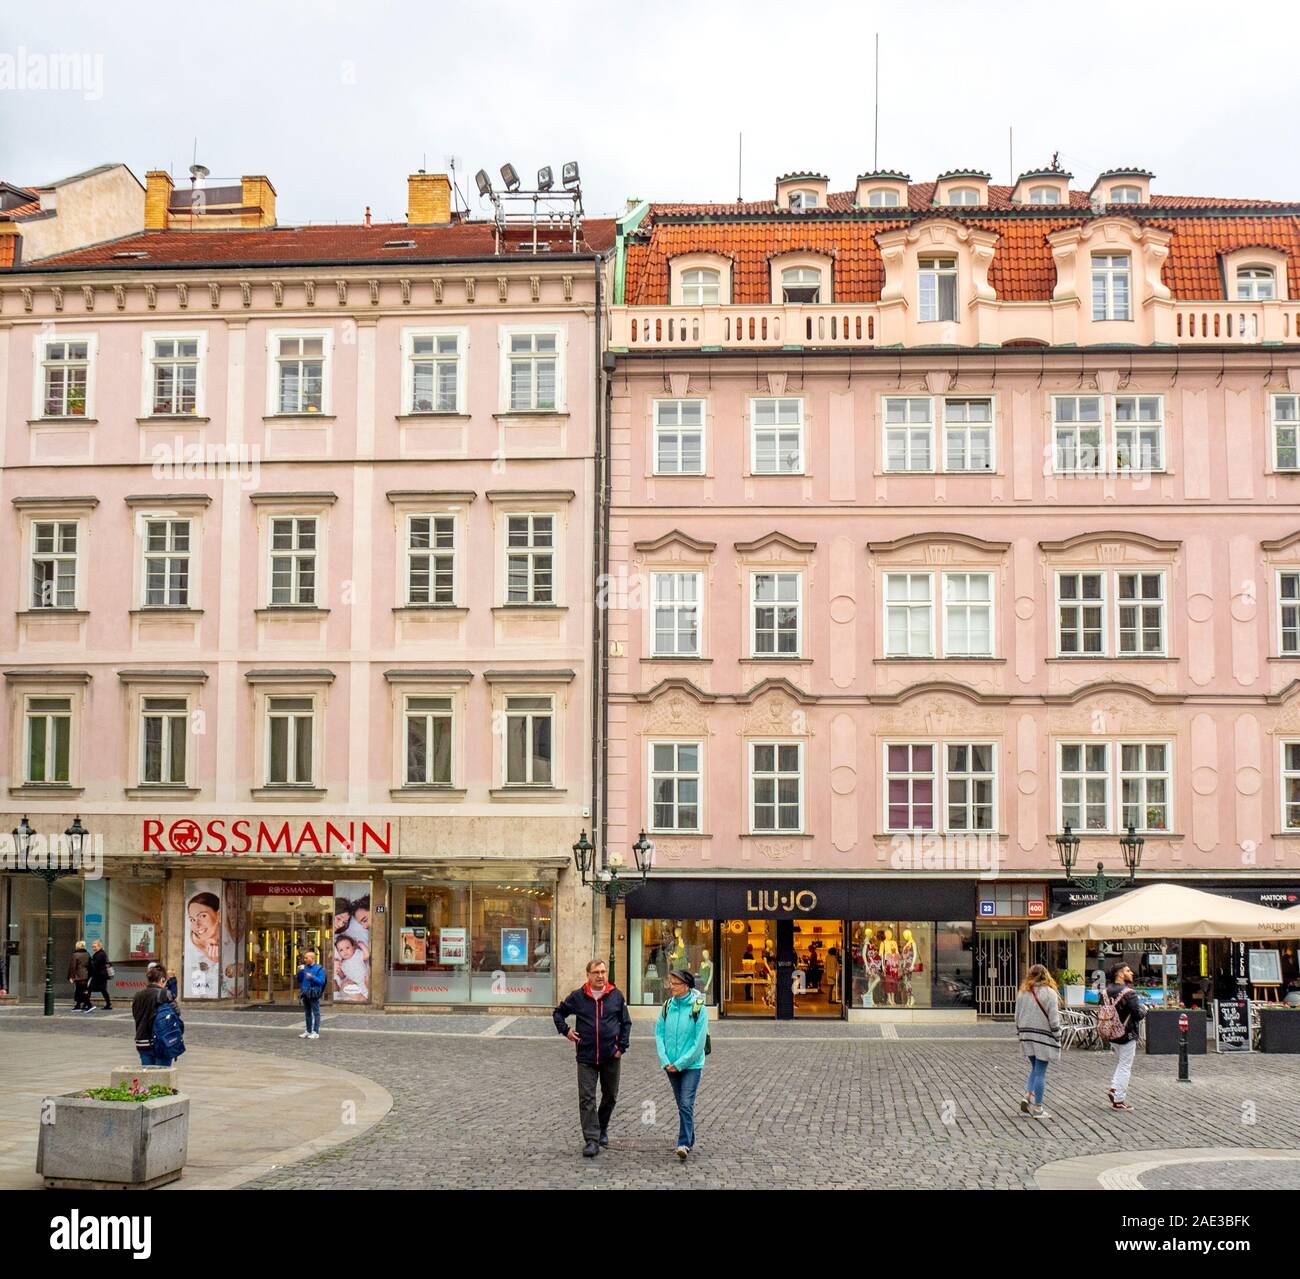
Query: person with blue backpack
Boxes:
[
  {"xmin": 297, "ymin": 948, "xmax": 328, "ymax": 1040},
  {"xmin": 132, "ymin": 965, "xmax": 185, "ymax": 1067},
  {"xmin": 655, "ymin": 968, "xmax": 710, "ymax": 1161}
]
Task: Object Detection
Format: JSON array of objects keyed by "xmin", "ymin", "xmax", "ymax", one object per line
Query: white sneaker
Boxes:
[
  {"xmin": 308, "ymin": 1032, "xmax": 319, "ymax": 1039},
  {"xmin": 299, "ymin": 1031, "xmax": 310, "ymax": 1038}
]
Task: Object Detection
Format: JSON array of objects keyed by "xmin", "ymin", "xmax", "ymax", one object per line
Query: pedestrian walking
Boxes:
[
  {"xmin": 1014, "ymin": 964, "xmax": 1061, "ymax": 1121},
  {"xmin": 133, "ymin": 966, "xmax": 184, "ymax": 1067},
  {"xmin": 655, "ymin": 969, "xmax": 709, "ymax": 1161},
  {"xmin": 552, "ymin": 958, "xmax": 631, "ymax": 1157},
  {"xmin": 296, "ymin": 948, "xmax": 327, "ymax": 1040},
  {"xmin": 88, "ymin": 938, "xmax": 113, "ymax": 1010},
  {"xmin": 1104, "ymin": 961, "xmax": 1146, "ymax": 1111},
  {"xmin": 67, "ymin": 940, "xmax": 92, "ymax": 1011}
]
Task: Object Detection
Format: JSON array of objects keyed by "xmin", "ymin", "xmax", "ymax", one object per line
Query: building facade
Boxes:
[
  {"xmin": 0, "ymin": 169, "xmax": 613, "ymax": 1010},
  {"xmin": 606, "ymin": 164, "xmax": 1300, "ymax": 1019}
]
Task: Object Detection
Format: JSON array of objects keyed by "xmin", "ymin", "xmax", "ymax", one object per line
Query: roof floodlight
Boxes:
[
  {"xmin": 475, "ymin": 169, "xmax": 493, "ymax": 197},
  {"xmin": 562, "ymin": 161, "xmax": 580, "ymax": 188},
  {"xmin": 537, "ymin": 166, "xmax": 554, "ymax": 192},
  {"xmin": 500, "ymin": 163, "xmax": 521, "ymax": 191}
]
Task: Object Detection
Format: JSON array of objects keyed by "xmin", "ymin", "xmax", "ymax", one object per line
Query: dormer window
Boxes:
[
  {"xmin": 919, "ymin": 257, "xmax": 958, "ymax": 323},
  {"xmin": 1109, "ymin": 185, "xmax": 1142, "ymax": 204},
  {"xmin": 781, "ymin": 267, "xmax": 821, "ymax": 304},
  {"xmin": 681, "ymin": 268, "xmax": 721, "ymax": 305},
  {"xmin": 1237, "ymin": 266, "xmax": 1276, "ymax": 301},
  {"xmin": 788, "ymin": 190, "xmax": 818, "ymax": 210},
  {"xmin": 947, "ymin": 187, "xmax": 980, "ymax": 206},
  {"xmin": 869, "ymin": 189, "xmax": 901, "ymax": 208},
  {"xmin": 1028, "ymin": 185, "xmax": 1062, "ymax": 205},
  {"xmin": 1091, "ymin": 254, "xmax": 1132, "ymax": 321}
]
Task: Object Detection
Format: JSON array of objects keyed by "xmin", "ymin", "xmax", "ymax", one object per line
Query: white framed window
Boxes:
[
  {"xmin": 506, "ymin": 330, "xmax": 560, "ymax": 411},
  {"xmin": 1091, "ymin": 253, "xmax": 1132, "ymax": 321},
  {"xmin": 273, "ymin": 334, "xmax": 327, "ymax": 414},
  {"xmin": 504, "ymin": 694, "xmax": 553, "ymax": 786},
  {"xmin": 1117, "ymin": 572, "xmax": 1166, "ymax": 655},
  {"xmin": 406, "ymin": 515, "xmax": 456, "ymax": 605},
  {"xmin": 751, "ymin": 571, "xmax": 801, "ymax": 657},
  {"xmin": 143, "ymin": 519, "xmax": 191, "ymax": 607},
  {"xmin": 40, "ymin": 337, "xmax": 92, "ymax": 417},
  {"xmin": 943, "ymin": 572, "xmax": 994, "ymax": 656},
  {"xmin": 1028, "ymin": 185, "xmax": 1062, "ymax": 205},
  {"xmin": 884, "ymin": 572, "xmax": 934, "ymax": 657},
  {"xmin": 781, "ymin": 266, "xmax": 822, "ymax": 303},
  {"xmin": 1109, "ymin": 185, "xmax": 1142, "ymax": 204},
  {"xmin": 884, "ymin": 396, "xmax": 934, "ymax": 471},
  {"xmin": 945, "ymin": 743, "xmax": 996, "ymax": 831},
  {"xmin": 24, "ymin": 695, "xmax": 72, "ymax": 783},
  {"xmin": 885, "ymin": 743, "xmax": 936, "ymax": 831},
  {"xmin": 1282, "ymin": 741, "xmax": 1300, "ymax": 830},
  {"xmin": 265, "ymin": 696, "xmax": 315, "ymax": 786},
  {"xmin": 750, "ymin": 397, "xmax": 804, "ymax": 474},
  {"xmin": 30, "ymin": 520, "xmax": 79, "ymax": 609},
  {"xmin": 649, "ymin": 741, "xmax": 701, "ymax": 832},
  {"xmin": 1279, "ymin": 571, "xmax": 1300, "ymax": 655},
  {"xmin": 1114, "ymin": 396, "xmax": 1164, "ymax": 472},
  {"xmin": 404, "ymin": 694, "xmax": 453, "ymax": 786},
  {"xmin": 505, "ymin": 514, "xmax": 554, "ymax": 604},
  {"xmin": 1052, "ymin": 395, "xmax": 1103, "ymax": 473},
  {"xmin": 651, "ymin": 571, "xmax": 701, "ymax": 656},
  {"xmin": 868, "ymin": 189, "xmax": 900, "ymax": 208},
  {"xmin": 1119, "ymin": 742, "xmax": 1170, "ymax": 831},
  {"xmin": 947, "ymin": 187, "xmax": 980, "ymax": 206},
  {"xmin": 406, "ymin": 330, "xmax": 464, "ymax": 414},
  {"xmin": 1059, "ymin": 742, "xmax": 1110, "ymax": 831},
  {"xmin": 1055, "ymin": 571, "xmax": 1106, "ymax": 656},
  {"xmin": 942, "ymin": 397, "xmax": 994, "ymax": 471},
  {"xmin": 269, "ymin": 517, "xmax": 317, "ymax": 606},
  {"xmin": 140, "ymin": 696, "xmax": 188, "ymax": 785},
  {"xmin": 750, "ymin": 741, "xmax": 802, "ymax": 832},
  {"xmin": 654, "ymin": 399, "xmax": 705, "ymax": 474},
  {"xmin": 148, "ymin": 336, "xmax": 201, "ymax": 415},
  {"xmin": 788, "ymin": 190, "xmax": 819, "ymax": 210},
  {"xmin": 918, "ymin": 256, "xmax": 957, "ymax": 322},
  {"xmin": 1272, "ymin": 395, "xmax": 1299, "ymax": 471},
  {"xmin": 681, "ymin": 268, "xmax": 721, "ymax": 305},
  {"xmin": 1237, "ymin": 266, "xmax": 1276, "ymax": 301}
]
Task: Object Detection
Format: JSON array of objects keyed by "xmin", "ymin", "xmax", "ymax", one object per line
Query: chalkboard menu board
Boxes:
[{"xmin": 1214, "ymin": 999, "xmax": 1252, "ymax": 1053}]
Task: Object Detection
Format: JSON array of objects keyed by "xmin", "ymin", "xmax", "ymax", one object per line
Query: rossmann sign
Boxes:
[{"xmin": 142, "ymin": 818, "xmax": 393, "ymax": 857}]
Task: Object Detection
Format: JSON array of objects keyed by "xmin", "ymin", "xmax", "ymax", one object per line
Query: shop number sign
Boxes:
[{"xmin": 1213, "ymin": 999, "xmax": 1252, "ymax": 1053}]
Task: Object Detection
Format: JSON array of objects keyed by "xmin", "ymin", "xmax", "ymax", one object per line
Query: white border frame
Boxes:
[
  {"xmin": 33, "ymin": 331, "xmax": 98, "ymax": 421},
  {"xmin": 139, "ymin": 330, "xmax": 208, "ymax": 418},
  {"xmin": 400, "ymin": 325, "xmax": 469, "ymax": 416},
  {"xmin": 748, "ymin": 395, "xmax": 805, "ymax": 476},
  {"xmin": 647, "ymin": 737, "xmax": 704, "ymax": 834},
  {"xmin": 498, "ymin": 323, "xmax": 566, "ymax": 414},
  {"xmin": 881, "ymin": 739, "xmax": 999, "ymax": 834},
  {"xmin": 265, "ymin": 328, "xmax": 334, "ymax": 417},
  {"xmin": 748, "ymin": 568, "xmax": 803, "ymax": 659},
  {"xmin": 882, "ymin": 570, "xmax": 935, "ymax": 658},
  {"xmin": 651, "ymin": 397, "xmax": 708, "ymax": 476},
  {"xmin": 940, "ymin": 570, "xmax": 996, "ymax": 658},
  {"xmin": 748, "ymin": 739, "xmax": 805, "ymax": 835}
]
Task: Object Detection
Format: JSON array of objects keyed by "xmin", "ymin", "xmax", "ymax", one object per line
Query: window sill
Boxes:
[
  {"xmin": 877, "ymin": 830, "xmax": 1008, "ymax": 839},
  {"xmin": 651, "ymin": 471, "xmax": 710, "ymax": 479},
  {"xmin": 744, "ymin": 472, "xmax": 809, "ymax": 480},
  {"xmin": 125, "ymin": 785, "xmax": 200, "ymax": 799},
  {"xmin": 642, "ymin": 655, "xmax": 712, "ymax": 664},
  {"xmin": 1065, "ymin": 831, "xmax": 1181, "ymax": 840},
  {"xmin": 250, "ymin": 786, "xmax": 327, "ymax": 800},
  {"xmin": 875, "ymin": 655, "xmax": 1004, "ymax": 664},
  {"xmin": 878, "ymin": 469, "xmax": 1003, "ymax": 478},
  {"xmin": 255, "ymin": 606, "xmax": 330, "ymax": 618},
  {"xmin": 489, "ymin": 786, "xmax": 567, "ymax": 800},
  {"xmin": 130, "ymin": 607, "xmax": 204, "ymax": 617},
  {"xmin": 1045, "ymin": 655, "xmax": 1174, "ymax": 663},
  {"xmin": 491, "ymin": 604, "xmax": 567, "ymax": 613},
  {"xmin": 390, "ymin": 786, "xmax": 467, "ymax": 800},
  {"xmin": 492, "ymin": 410, "xmax": 570, "ymax": 420},
  {"xmin": 28, "ymin": 417, "xmax": 97, "ymax": 426},
  {"xmin": 740, "ymin": 831, "xmax": 812, "ymax": 839},
  {"xmin": 396, "ymin": 412, "xmax": 471, "ymax": 422},
  {"xmin": 1267, "ymin": 655, "xmax": 1300, "ymax": 662},
  {"xmin": 394, "ymin": 605, "xmax": 468, "ymax": 616},
  {"xmin": 648, "ymin": 830, "xmax": 712, "ymax": 838},
  {"xmin": 16, "ymin": 608, "xmax": 88, "ymax": 619},
  {"xmin": 137, "ymin": 415, "xmax": 210, "ymax": 425},
  {"xmin": 8, "ymin": 783, "xmax": 84, "ymax": 796},
  {"xmin": 740, "ymin": 656, "xmax": 810, "ymax": 664},
  {"xmin": 262, "ymin": 414, "xmax": 337, "ymax": 424}
]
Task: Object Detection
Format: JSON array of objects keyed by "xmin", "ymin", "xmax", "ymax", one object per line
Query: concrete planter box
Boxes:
[
  {"xmin": 110, "ymin": 1066, "xmax": 180, "ymax": 1091},
  {"xmin": 37, "ymin": 1091, "xmax": 189, "ymax": 1189},
  {"xmin": 1259, "ymin": 1008, "xmax": 1300, "ymax": 1054},
  {"xmin": 1144, "ymin": 1008, "xmax": 1207, "ymax": 1055}
]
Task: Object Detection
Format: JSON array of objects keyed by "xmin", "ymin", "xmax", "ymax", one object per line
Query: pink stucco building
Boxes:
[
  {"xmin": 606, "ymin": 164, "xmax": 1300, "ymax": 1019},
  {"xmin": 0, "ymin": 167, "xmax": 613, "ymax": 1010}
]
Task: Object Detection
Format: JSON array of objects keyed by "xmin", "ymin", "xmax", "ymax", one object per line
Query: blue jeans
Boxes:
[
  {"xmin": 1025, "ymin": 1056, "xmax": 1049, "ymax": 1106},
  {"xmin": 137, "ymin": 1050, "xmax": 173, "ymax": 1068},
  {"xmin": 303, "ymin": 996, "xmax": 321, "ymax": 1033},
  {"xmin": 667, "ymin": 1068, "xmax": 702, "ymax": 1148}
]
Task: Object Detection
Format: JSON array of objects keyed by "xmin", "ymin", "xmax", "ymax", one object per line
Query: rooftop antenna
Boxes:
[
  {"xmin": 1009, "ymin": 126, "xmax": 1014, "ymax": 186},
  {"xmin": 873, "ymin": 33, "xmax": 880, "ymax": 172},
  {"xmin": 737, "ymin": 133, "xmax": 742, "ymax": 204},
  {"xmin": 447, "ymin": 154, "xmax": 467, "ymax": 216}
]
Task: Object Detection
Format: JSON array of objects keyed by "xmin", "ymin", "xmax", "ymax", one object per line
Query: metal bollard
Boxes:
[{"xmin": 1177, "ymin": 1012, "xmax": 1191, "ymax": 1083}]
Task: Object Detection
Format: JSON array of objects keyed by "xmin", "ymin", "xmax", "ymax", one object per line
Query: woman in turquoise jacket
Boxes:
[{"xmin": 655, "ymin": 969, "xmax": 708, "ymax": 1159}]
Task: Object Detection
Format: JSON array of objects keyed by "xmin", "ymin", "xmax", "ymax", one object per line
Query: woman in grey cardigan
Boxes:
[{"xmin": 1014, "ymin": 964, "xmax": 1061, "ymax": 1121}]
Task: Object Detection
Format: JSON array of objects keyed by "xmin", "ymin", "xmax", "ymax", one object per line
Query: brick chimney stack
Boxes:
[
  {"xmin": 407, "ymin": 172, "xmax": 452, "ymax": 226},
  {"xmin": 144, "ymin": 170, "xmax": 174, "ymax": 230},
  {"xmin": 241, "ymin": 175, "xmax": 277, "ymax": 227}
]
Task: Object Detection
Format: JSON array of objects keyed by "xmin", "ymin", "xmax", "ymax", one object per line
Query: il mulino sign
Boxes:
[{"xmin": 142, "ymin": 818, "xmax": 393, "ymax": 857}]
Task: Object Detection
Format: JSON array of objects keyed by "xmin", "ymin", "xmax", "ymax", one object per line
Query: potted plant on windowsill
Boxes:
[
  {"xmin": 1057, "ymin": 969, "xmax": 1086, "ymax": 1007},
  {"xmin": 1258, "ymin": 1004, "xmax": 1300, "ymax": 1054}
]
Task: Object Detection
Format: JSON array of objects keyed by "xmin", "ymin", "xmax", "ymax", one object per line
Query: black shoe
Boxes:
[
  {"xmin": 599, "ymin": 1130, "xmax": 609, "ymax": 1148},
  {"xmin": 582, "ymin": 1140, "xmax": 599, "ymax": 1157}
]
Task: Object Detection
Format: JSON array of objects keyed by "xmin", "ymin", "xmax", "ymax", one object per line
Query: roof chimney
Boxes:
[
  {"xmin": 144, "ymin": 170, "xmax": 174, "ymax": 230},
  {"xmin": 240, "ymin": 175, "xmax": 276, "ymax": 227},
  {"xmin": 408, "ymin": 172, "xmax": 452, "ymax": 226}
]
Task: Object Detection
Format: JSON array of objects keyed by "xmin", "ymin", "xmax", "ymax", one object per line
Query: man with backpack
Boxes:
[
  {"xmin": 296, "ymin": 948, "xmax": 328, "ymax": 1040},
  {"xmin": 553, "ymin": 959, "xmax": 632, "ymax": 1157},
  {"xmin": 655, "ymin": 969, "xmax": 709, "ymax": 1161},
  {"xmin": 133, "ymin": 966, "xmax": 185, "ymax": 1067},
  {"xmin": 1100, "ymin": 960, "xmax": 1146, "ymax": 1111}
]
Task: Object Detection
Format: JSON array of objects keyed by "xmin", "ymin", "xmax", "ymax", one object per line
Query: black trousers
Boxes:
[
  {"xmin": 576, "ymin": 1059, "xmax": 621, "ymax": 1141},
  {"xmin": 72, "ymin": 981, "xmax": 90, "ymax": 1009}
]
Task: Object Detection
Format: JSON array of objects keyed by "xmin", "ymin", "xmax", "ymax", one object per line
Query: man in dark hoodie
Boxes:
[
  {"xmin": 1105, "ymin": 961, "xmax": 1146, "ymax": 1111},
  {"xmin": 553, "ymin": 959, "xmax": 632, "ymax": 1157}
]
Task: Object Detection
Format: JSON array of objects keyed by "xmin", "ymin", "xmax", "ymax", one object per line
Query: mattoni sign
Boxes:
[{"xmin": 142, "ymin": 818, "xmax": 392, "ymax": 857}]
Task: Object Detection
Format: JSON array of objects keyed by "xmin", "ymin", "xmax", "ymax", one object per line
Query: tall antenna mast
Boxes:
[
  {"xmin": 1008, "ymin": 127, "xmax": 1014, "ymax": 186},
  {"xmin": 737, "ymin": 132, "xmax": 743, "ymax": 203},
  {"xmin": 873, "ymin": 33, "xmax": 880, "ymax": 171}
]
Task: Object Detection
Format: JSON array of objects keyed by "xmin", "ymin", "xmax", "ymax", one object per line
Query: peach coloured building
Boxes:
[
  {"xmin": 0, "ymin": 167, "xmax": 613, "ymax": 1010},
  {"xmin": 607, "ymin": 164, "xmax": 1300, "ymax": 1020}
]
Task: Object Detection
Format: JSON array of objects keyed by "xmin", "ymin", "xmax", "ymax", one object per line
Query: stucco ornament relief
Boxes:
[
  {"xmin": 753, "ymin": 839, "xmax": 797, "ymax": 863},
  {"xmin": 650, "ymin": 839, "xmax": 695, "ymax": 863},
  {"xmin": 875, "ymin": 694, "xmax": 998, "ymax": 737},
  {"xmin": 643, "ymin": 694, "xmax": 709, "ymax": 736},
  {"xmin": 1049, "ymin": 695, "xmax": 1175, "ymax": 736},
  {"xmin": 740, "ymin": 691, "xmax": 808, "ymax": 737}
]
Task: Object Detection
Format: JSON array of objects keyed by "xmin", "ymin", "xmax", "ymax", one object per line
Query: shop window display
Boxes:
[
  {"xmin": 850, "ymin": 921, "xmax": 972, "ymax": 1009},
  {"xmin": 629, "ymin": 919, "xmax": 715, "ymax": 1006}
]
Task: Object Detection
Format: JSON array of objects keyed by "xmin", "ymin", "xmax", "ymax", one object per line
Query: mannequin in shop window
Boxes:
[
  {"xmin": 696, "ymin": 950, "xmax": 713, "ymax": 1001},
  {"xmin": 900, "ymin": 929, "xmax": 917, "ymax": 1008},
  {"xmin": 668, "ymin": 927, "xmax": 687, "ymax": 971},
  {"xmin": 881, "ymin": 930, "xmax": 901, "ymax": 1005},
  {"xmin": 824, "ymin": 945, "xmax": 840, "ymax": 1004},
  {"xmin": 862, "ymin": 930, "xmax": 884, "ymax": 1006}
]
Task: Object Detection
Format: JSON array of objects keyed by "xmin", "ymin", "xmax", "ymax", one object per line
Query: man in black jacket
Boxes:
[
  {"xmin": 1105, "ymin": 961, "xmax": 1146, "ymax": 1111},
  {"xmin": 553, "ymin": 959, "xmax": 632, "ymax": 1157}
]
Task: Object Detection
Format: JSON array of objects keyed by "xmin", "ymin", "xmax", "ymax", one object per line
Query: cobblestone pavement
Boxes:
[
  {"xmin": 1140, "ymin": 1159, "xmax": 1300, "ymax": 1190},
  {"xmin": 5, "ymin": 1008, "xmax": 1298, "ymax": 1189}
]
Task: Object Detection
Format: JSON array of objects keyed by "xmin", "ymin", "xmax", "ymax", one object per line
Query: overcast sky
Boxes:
[{"xmin": 3, "ymin": 0, "xmax": 1298, "ymax": 226}]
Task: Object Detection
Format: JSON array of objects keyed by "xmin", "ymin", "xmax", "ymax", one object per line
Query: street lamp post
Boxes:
[
  {"xmin": 15, "ymin": 816, "xmax": 84, "ymax": 1017},
  {"xmin": 1053, "ymin": 823, "xmax": 1145, "ymax": 901},
  {"xmin": 572, "ymin": 829, "xmax": 653, "ymax": 987}
]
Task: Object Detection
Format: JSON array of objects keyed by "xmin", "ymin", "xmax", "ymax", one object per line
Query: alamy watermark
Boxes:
[
  {"xmin": 0, "ymin": 47, "xmax": 103, "ymax": 101},
  {"xmin": 0, "ymin": 830, "xmax": 103, "ymax": 879}
]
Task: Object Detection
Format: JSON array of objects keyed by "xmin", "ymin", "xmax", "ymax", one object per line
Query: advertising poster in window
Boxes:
[
  {"xmin": 332, "ymin": 880, "xmax": 371, "ymax": 1001},
  {"xmin": 439, "ymin": 927, "xmax": 467, "ymax": 964},
  {"xmin": 501, "ymin": 927, "xmax": 529, "ymax": 966},
  {"xmin": 399, "ymin": 927, "xmax": 427, "ymax": 964},
  {"xmin": 183, "ymin": 879, "xmax": 224, "ymax": 999},
  {"xmin": 129, "ymin": 923, "xmax": 157, "ymax": 959}
]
